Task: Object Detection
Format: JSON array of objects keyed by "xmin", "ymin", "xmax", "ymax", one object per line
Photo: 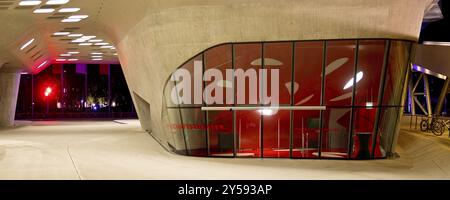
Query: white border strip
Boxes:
[{"xmin": 201, "ymin": 106, "xmax": 326, "ymax": 111}]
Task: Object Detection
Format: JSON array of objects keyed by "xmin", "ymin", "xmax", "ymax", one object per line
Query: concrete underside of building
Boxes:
[{"xmin": 0, "ymin": 120, "xmax": 448, "ymax": 180}]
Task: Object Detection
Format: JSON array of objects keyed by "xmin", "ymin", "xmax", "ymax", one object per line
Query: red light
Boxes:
[{"xmin": 44, "ymin": 87, "xmax": 52, "ymax": 97}]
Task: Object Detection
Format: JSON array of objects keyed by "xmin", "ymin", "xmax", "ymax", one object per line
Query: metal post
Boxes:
[
  {"xmin": 409, "ymin": 71, "xmax": 416, "ymax": 115},
  {"xmin": 423, "ymin": 74, "xmax": 433, "ymax": 117},
  {"xmin": 435, "ymin": 77, "xmax": 450, "ymax": 116}
]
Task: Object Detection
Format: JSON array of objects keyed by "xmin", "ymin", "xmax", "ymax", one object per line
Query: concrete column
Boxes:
[
  {"xmin": 435, "ymin": 78, "xmax": 450, "ymax": 116},
  {"xmin": 0, "ymin": 72, "xmax": 21, "ymax": 127}
]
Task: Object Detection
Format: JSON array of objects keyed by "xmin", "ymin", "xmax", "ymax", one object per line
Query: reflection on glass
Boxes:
[
  {"xmin": 180, "ymin": 108, "xmax": 207, "ymax": 156},
  {"xmin": 264, "ymin": 42, "xmax": 293, "ymax": 105},
  {"xmin": 161, "ymin": 40, "xmax": 412, "ymax": 160},
  {"xmin": 382, "ymin": 41, "xmax": 410, "ymax": 106},
  {"xmin": 355, "ymin": 40, "xmax": 386, "ymax": 106},
  {"xmin": 325, "ymin": 40, "xmax": 356, "ymax": 106},
  {"xmin": 263, "ymin": 110, "xmax": 290, "ymax": 158},
  {"xmin": 207, "ymin": 110, "xmax": 234, "ymax": 157},
  {"xmin": 204, "ymin": 44, "xmax": 233, "ymax": 106},
  {"xmin": 321, "ymin": 108, "xmax": 351, "ymax": 159},
  {"xmin": 234, "ymin": 44, "xmax": 262, "ymax": 105},
  {"xmin": 236, "ymin": 110, "xmax": 261, "ymax": 158},
  {"xmin": 294, "ymin": 42, "xmax": 324, "ymax": 106},
  {"xmin": 293, "ymin": 110, "xmax": 321, "ymax": 158},
  {"xmin": 351, "ymin": 108, "xmax": 377, "ymax": 159},
  {"xmin": 166, "ymin": 108, "xmax": 188, "ymax": 155}
]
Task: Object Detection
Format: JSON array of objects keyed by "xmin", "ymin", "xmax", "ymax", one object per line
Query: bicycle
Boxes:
[
  {"xmin": 420, "ymin": 117, "xmax": 446, "ymax": 136},
  {"xmin": 432, "ymin": 118, "xmax": 450, "ymax": 136}
]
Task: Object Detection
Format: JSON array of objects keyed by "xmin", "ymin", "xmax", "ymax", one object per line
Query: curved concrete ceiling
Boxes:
[{"xmin": 0, "ymin": 0, "xmax": 149, "ymax": 73}]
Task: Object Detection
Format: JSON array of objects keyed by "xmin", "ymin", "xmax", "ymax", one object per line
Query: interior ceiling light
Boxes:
[
  {"xmin": 68, "ymin": 51, "xmax": 79, "ymax": 54},
  {"xmin": 46, "ymin": 0, "xmax": 70, "ymax": 5},
  {"xmin": 62, "ymin": 18, "xmax": 81, "ymax": 23},
  {"xmin": 68, "ymin": 58, "xmax": 78, "ymax": 61},
  {"xmin": 33, "ymin": 8, "xmax": 55, "ymax": 13},
  {"xmin": 69, "ymin": 15, "xmax": 89, "ymax": 19},
  {"xmin": 60, "ymin": 54, "xmax": 71, "ymax": 57},
  {"xmin": 20, "ymin": 38, "xmax": 35, "ymax": 51},
  {"xmin": 53, "ymin": 32, "xmax": 70, "ymax": 36},
  {"xmin": 56, "ymin": 58, "xmax": 66, "ymax": 62},
  {"xmin": 343, "ymin": 71, "xmax": 364, "ymax": 90},
  {"xmin": 257, "ymin": 109, "xmax": 275, "ymax": 116},
  {"xmin": 19, "ymin": 1, "xmax": 42, "ymax": 6},
  {"xmin": 94, "ymin": 43, "xmax": 109, "ymax": 46},
  {"xmin": 58, "ymin": 8, "xmax": 80, "ymax": 13},
  {"xmin": 92, "ymin": 58, "xmax": 103, "ymax": 61},
  {"xmin": 110, "ymin": 47, "xmax": 116, "ymax": 50},
  {"xmin": 68, "ymin": 34, "xmax": 83, "ymax": 37},
  {"xmin": 37, "ymin": 60, "xmax": 48, "ymax": 69},
  {"xmin": 91, "ymin": 55, "xmax": 103, "ymax": 58},
  {"xmin": 91, "ymin": 52, "xmax": 103, "ymax": 55},
  {"xmin": 79, "ymin": 43, "xmax": 93, "ymax": 46}
]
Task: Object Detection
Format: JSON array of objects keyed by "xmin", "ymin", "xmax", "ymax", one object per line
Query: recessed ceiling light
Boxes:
[
  {"xmin": 114, "ymin": 53, "xmax": 118, "ymax": 56},
  {"xmin": 80, "ymin": 36, "xmax": 96, "ymax": 40},
  {"xmin": 68, "ymin": 58, "xmax": 78, "ymax": 61},
  {"xmin": 37, "ymin": 60, "xmax": 48, "ymax": 69},
  {"xmin": 110, "ymin": 47, "xmax": 116, "ymax": 50},
  {"xmin": 79, "ymin": 43, "xmax": 93, "ymax": 46},
  {"xmin": 19, "ymin": 1, "xmax": 42, "ymax": 6},
  {"xmin": 92, "ymin": 58, "xmax": 103, "ymax": 61},
  {"xmin": 71, "ymin": 39, "xmax": 85, "ymax": 43},
  {"xmin": 94, "ymin": 43, "xmax": 109, "ymax": 46},
  {"xmin": 46, "ymin": 0, "xmax": 70, "ymax": 5},
  {"xmin": 89, "ymin": 39, "xmax": 103, "ymax": 42},
  {"xmin": 53, "ymin": 32, "xmax": 70, "ymax": 36},
  {"xmin": 69, "ymin": 15, "xmax": 89, "ymax": 19},
  {"xmin": 33, "ymin": 8, "xmax": 55, "ymax": 13},
  {"xmin": 101, "ymin": 45, "xmax": 114, "ymax": 49},
  {"xmin": 91, "ymin": 52, "xmax": 103, "ymax": 55},
  {"xmin": 68, "ymin": 51, "xmax": 79, "ymax": 54},
  {"xmin": 62, "ymin": 18, "xmax": 81, "ymax": 23},
  {"xmin": 59, "ymin": 8, "xmax": 80, "ymax": 13},
  {"xmin": 60, "ymin": 54, "xmax": 71, "ymax": 57},
  {"xmin": 68, "ymin": 34, "xmax": 83, "ymax": 37},
  {"xmin": 20, "ymin": 38, "xmax": 35, "ymax": 51},
  {"xmin": 91, "ymin": 55, "xmax": 103, "ymax": 58},
  {"xmin": 56, "ymin": 58, "xmax": 66, "ymax": 62}
]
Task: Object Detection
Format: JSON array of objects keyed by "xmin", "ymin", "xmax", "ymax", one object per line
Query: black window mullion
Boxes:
[
  {"xmin": 318, "ymin": 41, "xmax": 327, "ymax": 159},
  {"xmin": 347, "ymin": 40, "xmax": 360, "ymax": 159},
  {"xmin": 371, "ymin": 40, "xmax": 391, "ymax": 158},
  {"xmin": 290, "ymin": 42, "xmax": 296, "ymax": 158}
]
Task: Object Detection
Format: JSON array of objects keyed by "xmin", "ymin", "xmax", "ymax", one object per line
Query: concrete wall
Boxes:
[
  {"xmin": 0, "ymin": 72, "xmax": 20, "ymax": 127},
  {"xmin": 114, "ymin": 0, "xmax": 430, "ymax": 143}
]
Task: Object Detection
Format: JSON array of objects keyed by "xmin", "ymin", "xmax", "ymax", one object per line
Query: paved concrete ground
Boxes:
[{"xmin": 0, "ymin": 120, "xmax": 449, "ymax": 180}]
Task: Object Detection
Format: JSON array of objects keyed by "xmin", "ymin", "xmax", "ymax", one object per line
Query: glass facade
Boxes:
[
  {"xmin": 15, "ymin": 64, "xmax": 136, "ymax": 119},
  {"xmin": 163, "ymin": 39, "xmax": 412, "ymax": 159}
]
